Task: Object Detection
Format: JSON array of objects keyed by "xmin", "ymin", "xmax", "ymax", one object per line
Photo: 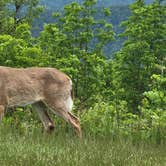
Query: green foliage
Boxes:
[
  {"xmin": 3, "ymin": 107, "xmax": 40, "ymax": 134},
  {"xmin": 139, "ymin": 74, "xmax": 166, "ymax": 142},
  {"xmin": 15, "ymin": 23, "xmax": 32, "ymax": 42},
  {"xmin": 0, "ymin": 0, "xmax": 12, "ymax": 34},
  {"xmin": 33, "ymin": 5, "xmax": 131, "ymax": 56},
  {"xmin": 81, "ymin": 98, "xmax": 166, "ymax": 143},
  {"xmin": 0, "ymin": 0, "xmax": 44, "ymax": 35},
  {"xmin": 0, "ymin": 35, "xmax": 25, "ymax": 66},
  {"xmin": 112, "ymin": 0, "xmax": 166, "ymax": 113},
  {"xmin": 81, "ymin": 100, "xmax": 127, "ymax": 136},
  {"xmin": 0, "ymin": 24, "xmax": 41, "ymax": 67}
]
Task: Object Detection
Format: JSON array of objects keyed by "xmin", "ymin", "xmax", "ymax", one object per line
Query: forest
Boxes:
[{"xmin": 0, "ymin": 0, "xmax": 166, "ymax": 165}]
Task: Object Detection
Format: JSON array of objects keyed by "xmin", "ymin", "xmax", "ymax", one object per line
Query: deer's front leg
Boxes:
[{"xmin": 0, "ymin": 105, "xmax": 5, "ymax": 124}]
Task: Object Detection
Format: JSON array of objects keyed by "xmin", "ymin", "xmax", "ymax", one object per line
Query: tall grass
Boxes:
[{"xmin": 0, "ymin": 126, "xmax": 165, "ymax": 166}]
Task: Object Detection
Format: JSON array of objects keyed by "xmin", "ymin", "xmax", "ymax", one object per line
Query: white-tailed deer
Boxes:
[{"xmin": 0, "ymin": 66, "xmax": 81, "ymax": 137}]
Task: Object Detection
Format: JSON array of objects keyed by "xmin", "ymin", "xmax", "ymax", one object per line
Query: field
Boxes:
[{"xmin": 0, "ymin": 126, "xmax": 165, "ymax": 166}]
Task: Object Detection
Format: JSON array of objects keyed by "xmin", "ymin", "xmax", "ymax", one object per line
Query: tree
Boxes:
[
  {"xmin": 0, "ymin": 0, "xmax": 13, "ymax": 34},
  {"xmin": 112, "ymin": 0, "xmax": 166, "ymax": 113},
  {"xmin": 0, "ymin": 0, "xmax": 6, "ymax": 31},
  {"xmin": 0, "ymin": 0, "xmax": 44, "ymax": 34},
  {"xmin": 0, "ymin": 23, "xmax": 41, "ymax": 67}
]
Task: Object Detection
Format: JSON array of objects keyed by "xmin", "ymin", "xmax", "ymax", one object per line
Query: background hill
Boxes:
[{"xmin": 40, "ymin": 0, "xmax": 153, "ymax": 9}]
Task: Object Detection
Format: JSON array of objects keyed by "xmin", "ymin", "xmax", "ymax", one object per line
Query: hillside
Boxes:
[{"xmin": 40, "ymin": 0, "xmax": 153, "ymax": 9}]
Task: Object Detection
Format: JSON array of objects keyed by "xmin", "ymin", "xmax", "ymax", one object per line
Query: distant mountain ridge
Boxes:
[{"xmin": 40, "ymin": 0, "xmax": 153, "ymax": 9}]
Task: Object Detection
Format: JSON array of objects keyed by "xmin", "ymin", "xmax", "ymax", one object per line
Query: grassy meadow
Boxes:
[{"xmin": 0, "ymin": 126, "xmax": 165, "ymax": 166}]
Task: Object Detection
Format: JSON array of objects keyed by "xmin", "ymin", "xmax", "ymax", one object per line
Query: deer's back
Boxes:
[{"xmin": 0, "ymin": 66, "xmax": 71, "ymax": 107}]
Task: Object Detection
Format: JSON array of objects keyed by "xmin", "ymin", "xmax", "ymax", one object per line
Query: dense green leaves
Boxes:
[
  {"xmin": 0, "ymin": 0, "xmax": 43, "ymax": 35},
  {"xmin": 113, "ymin": 0, "xmax": 166, "ymax": 113}
]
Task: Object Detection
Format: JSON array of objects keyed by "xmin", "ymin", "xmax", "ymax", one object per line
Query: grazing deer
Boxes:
[{"xmin": 0, "ymin": 66, "xmax": 81, "ymax": 137}]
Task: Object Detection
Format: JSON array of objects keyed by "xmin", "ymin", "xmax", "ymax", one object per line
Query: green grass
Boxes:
[{"xmin": 0, "ymin": 126, "xmax": 165, "ymax": 166}]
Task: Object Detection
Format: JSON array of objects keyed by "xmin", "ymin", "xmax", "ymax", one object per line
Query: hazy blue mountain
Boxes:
[{"xmin": 40, "ymin": 0, "xmax": 153, "ymax": 9}]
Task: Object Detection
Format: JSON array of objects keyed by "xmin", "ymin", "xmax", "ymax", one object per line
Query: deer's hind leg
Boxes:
[
  {"xmin": 33, "ymin": 101, "xmax": 54, "ymax": 132},
  {"xmin": 0, "ymin": 105, "xmax": 5, "ymax": 124},
  {"xmin": 46, "ymin": 98, "xmax": 82, "ymax": 137},
  {"xmin": 53, "ymin": 106, "xmax": 81, "ymax": 137}
]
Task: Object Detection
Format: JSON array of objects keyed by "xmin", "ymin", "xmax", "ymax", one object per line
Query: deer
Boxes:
[{"xmin": 0, "ymin": 66, "xmax": 81, "ymax": 137}]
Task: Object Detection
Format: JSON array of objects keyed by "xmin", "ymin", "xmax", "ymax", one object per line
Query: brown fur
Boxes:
[{"xmin": 0, "ymin": 66, "xmax": 81, "ymax": 137}]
